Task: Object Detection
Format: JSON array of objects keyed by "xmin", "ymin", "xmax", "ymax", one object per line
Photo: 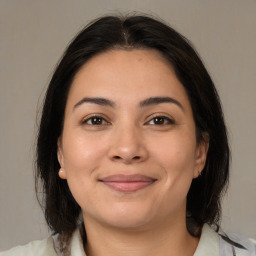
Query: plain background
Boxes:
[{"xmin": 0, "ymin": 0, "xmax": 255, "ymax": 251}]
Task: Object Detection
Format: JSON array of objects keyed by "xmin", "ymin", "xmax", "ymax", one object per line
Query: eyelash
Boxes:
[
  {"xmin": 146, "ymin": 115, "xmax": 175, "ymax": 125},
  {"xmin": 81, "ymin": 114, "xmax": 175, "ymax": 126},
  {"xmin": 82, "ymin": 115, "xmax": 110, "ymax": 126}
]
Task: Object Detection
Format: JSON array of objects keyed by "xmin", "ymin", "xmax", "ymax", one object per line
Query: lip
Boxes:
[{"xmin": 99, "ymin": 174, "xmax": 157, "ymax": 193}]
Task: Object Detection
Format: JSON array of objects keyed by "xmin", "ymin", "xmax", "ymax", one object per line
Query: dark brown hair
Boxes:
[{"xmin": 36, "ymin": 14, "xmax": 229, "ymax": 250}]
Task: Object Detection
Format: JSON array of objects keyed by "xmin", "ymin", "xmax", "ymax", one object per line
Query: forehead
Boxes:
[{"xmin": 67, "ymin": 49, "xmax": 191, "ymax": 109}]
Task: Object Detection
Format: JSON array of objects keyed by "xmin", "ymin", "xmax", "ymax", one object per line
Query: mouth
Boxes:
[{"xmin": 99, "ymin": 174, "xmax": 157, "ymax": 193}]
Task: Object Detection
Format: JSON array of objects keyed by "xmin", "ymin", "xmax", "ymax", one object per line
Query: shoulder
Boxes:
[
  {"xmin": 218, "ymin": 229, "xmax": 256, "ymax": 256},
  {"xmin": 0, "ymin": 236, "xmax": 57, "ymax": 256},
  {"xmin": 0, "ymin": 228, "xmax": 85, "ymax": 256},
  {"xmin": 195, "ymin": 224, "xmax": 256, "ymax": 256}
]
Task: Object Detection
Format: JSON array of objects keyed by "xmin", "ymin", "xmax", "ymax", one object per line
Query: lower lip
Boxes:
[{"xmin": 101, "ymin": 181, "xmax": 154, "ymax": 192}]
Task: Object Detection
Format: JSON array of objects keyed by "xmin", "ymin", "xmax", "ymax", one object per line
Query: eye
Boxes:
[
  {"xmin": 82, "ymin": 116, "xmax": 109, "ymax": 126},
  {"xmin": 147, "ymin": 116, "xmax": 175, "ymax": 125}
]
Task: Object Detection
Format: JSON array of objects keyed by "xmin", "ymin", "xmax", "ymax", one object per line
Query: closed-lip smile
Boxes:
[{"xmin": 99, "ymin": 174, "xmax": 157, "ymax": 193}]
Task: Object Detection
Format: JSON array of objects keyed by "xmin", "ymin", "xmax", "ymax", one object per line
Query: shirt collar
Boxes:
[{"xmin": 193, "ymin": 223, "xmax": 219, "ymax": 256}]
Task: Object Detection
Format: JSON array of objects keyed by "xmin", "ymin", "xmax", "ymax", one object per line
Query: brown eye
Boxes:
[
  {"xmin": 148, "ymin": 116, "xmax": 174, "ymax": 125},
  {"xmin": 83, "ymin": 116, "xmax": 109, "ymax": 125}
]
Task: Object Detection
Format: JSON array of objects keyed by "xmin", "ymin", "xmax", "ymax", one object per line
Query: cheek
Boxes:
[
  {"xmin": 61, "ymin": 133, "xmax": 108, "ymax": 208},
  {"xmin": 62, "ymin": 132, "xmax": 107, "ymax": 173},
  {"xmin": 149, "ymin": 131, "xmax": 197, "ymax": 195},
  {"xmin": 150, "ymin": 131, "xmax": 197, "ymax": 173}
]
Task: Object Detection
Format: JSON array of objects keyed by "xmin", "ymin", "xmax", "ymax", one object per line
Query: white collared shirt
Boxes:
[{"xmin": 1, "ymin": 224, "xmax": 255, "ymax": 256}]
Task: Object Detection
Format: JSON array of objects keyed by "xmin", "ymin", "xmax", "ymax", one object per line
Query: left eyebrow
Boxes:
[{"xmin": 139, "ymin": 97, "xmax": 184, "ymax": 111}]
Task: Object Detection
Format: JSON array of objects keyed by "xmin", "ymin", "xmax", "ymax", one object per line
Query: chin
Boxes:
[
  {"xmin": 99, "ymin": 203, "xmax": 158, "ymax": 230},
  {"xmin": 105, "ymin": 216, "xmax": 152, "ymax": 230}
]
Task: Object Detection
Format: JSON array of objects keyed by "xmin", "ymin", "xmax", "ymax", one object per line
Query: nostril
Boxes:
[{"xmin": 112, "ymin": 155, "xmax": 141, "ymax": 161}]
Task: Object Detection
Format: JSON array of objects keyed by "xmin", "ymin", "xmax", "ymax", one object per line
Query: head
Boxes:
[{"xmin": 36, "ymin": 14, "xmax": 229, "ymax": 244}]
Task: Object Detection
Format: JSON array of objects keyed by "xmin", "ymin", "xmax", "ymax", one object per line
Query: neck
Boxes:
[{"xmin": 83, "ymin": 216, "xmax": 199, "ymax": 256}]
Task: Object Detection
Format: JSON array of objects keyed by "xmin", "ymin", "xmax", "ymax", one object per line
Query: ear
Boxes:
[
  {"xmin": 57, "ymin": 137, "xmax": 67, "ymax": 179},
  {"xmin": 193, "ymin": 133, "xmax": 209, "ymax": 178}
]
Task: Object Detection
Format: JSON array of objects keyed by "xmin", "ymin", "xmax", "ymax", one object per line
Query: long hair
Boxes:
[{"xmin": 36, "ymin": 14, "xmax": 229, "ymax": 250}]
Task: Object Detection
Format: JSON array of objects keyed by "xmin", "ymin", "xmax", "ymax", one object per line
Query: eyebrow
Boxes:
[
  {"xmin": 73, "ymin": 97, "xmax": 116, "ymax": 110},
  {"xmin": 73, "ymin": 96, "xmax": 184, "ymax": 111},
  {"xmin": 139, "ymin": 97, "xmax": 184, "ymax": 111}
]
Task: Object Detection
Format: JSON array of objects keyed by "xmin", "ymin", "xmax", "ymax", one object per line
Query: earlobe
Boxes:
[
  {"xmin": 57, "ymin": 138, "xmax": 67, "ymax": 179},
  {"xmin": 58, "ymin": 168, "xmax": 67, "ymax": 179}
]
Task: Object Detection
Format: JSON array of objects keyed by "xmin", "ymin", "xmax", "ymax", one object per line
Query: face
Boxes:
[{"xmin": 58, "ymin": 49, "xmax": 208, "ymax": 231}]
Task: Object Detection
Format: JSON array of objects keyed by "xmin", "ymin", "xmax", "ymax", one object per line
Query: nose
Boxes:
[{"xmin": 108, "ymin": 125, "xmax": 148, "ymax": 164}]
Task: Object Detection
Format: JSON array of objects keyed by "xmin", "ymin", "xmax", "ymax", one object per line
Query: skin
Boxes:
[{"xmin": 57, "ymin": 49, "xmax": 209, "ymax": 256}]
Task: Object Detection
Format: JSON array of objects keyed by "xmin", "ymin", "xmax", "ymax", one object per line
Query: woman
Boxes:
[{"xmin": 1, "ymin": 15, "xmax": 255, "ymax": 256}]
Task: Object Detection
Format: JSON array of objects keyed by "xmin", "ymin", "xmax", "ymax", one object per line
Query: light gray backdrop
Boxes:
[{"xmin": 0, "ymin": 0, "xmax": 255, "ymax": 251}]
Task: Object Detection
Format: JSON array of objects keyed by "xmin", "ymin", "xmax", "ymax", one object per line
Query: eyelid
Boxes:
[
  {"xmin": 81, "ymin": 114, "xmax": 111, "ymax": 125},
  {"xmin": 145, "ymin": 113, "xmax": 175, "ymax": 125}
]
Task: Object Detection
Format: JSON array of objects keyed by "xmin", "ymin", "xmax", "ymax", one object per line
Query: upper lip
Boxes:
[{"xmin": 99, "ymin": 174, "xmax": 157, "ymax": 182}]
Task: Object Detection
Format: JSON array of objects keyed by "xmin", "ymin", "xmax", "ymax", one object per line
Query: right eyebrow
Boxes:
[{"xmin": 73, "ymin": 97, "xmax": 116, "ymax": 110}]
